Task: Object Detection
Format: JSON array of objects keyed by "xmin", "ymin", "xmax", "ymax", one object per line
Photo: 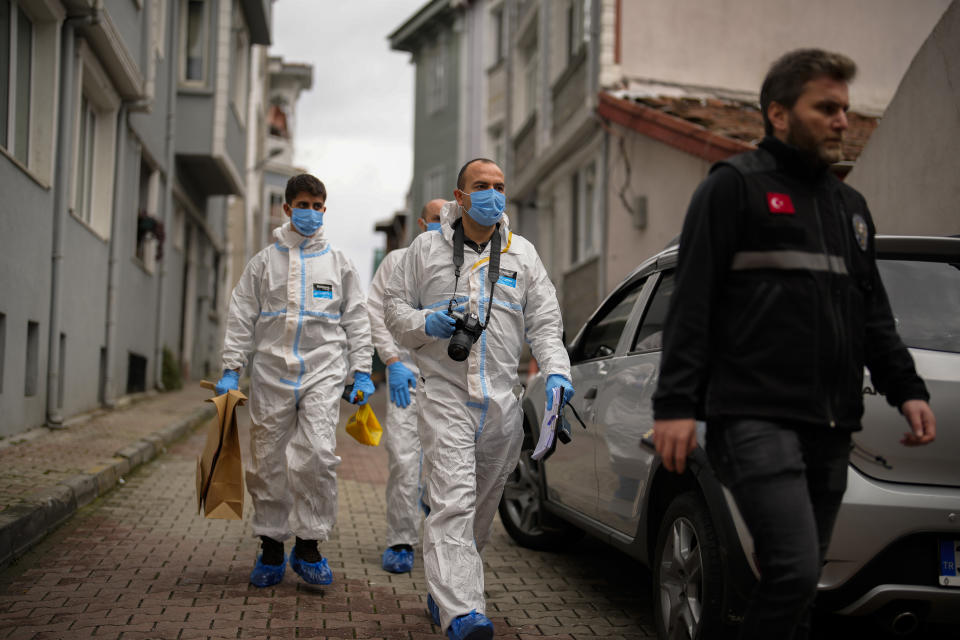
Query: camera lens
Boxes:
[{"xmin": 447, "ymin": 331, "xmax": 473, "ymax": 361}]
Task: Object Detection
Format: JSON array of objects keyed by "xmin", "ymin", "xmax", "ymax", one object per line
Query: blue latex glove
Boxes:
[
  {"xmin": 215, "ymin": 369, "xmax": 239, "ymax": 396},
  {"xmin": 545, "ymin": 374, "xmax": 575, "ymax": 411},
  {"xmin": 425, "ymin": 309, "xmax": 457, "ymax": 338},
  {"xmin": 387, "ymin": 361, "xmax": 418, "ymax": 408},
  {"xmin": 350, "ymin": 371, "xmax": 375, "ymax": 405}
]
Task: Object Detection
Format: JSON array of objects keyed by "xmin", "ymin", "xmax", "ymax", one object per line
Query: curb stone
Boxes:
[{"xmin": 0, "ymin": 403, "xmax": 216, "ymax": 569}]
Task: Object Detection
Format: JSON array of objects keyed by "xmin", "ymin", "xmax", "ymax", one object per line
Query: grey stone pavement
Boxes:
[
  {"xmin": 0, "ymin": 386, "xmax": 661, "ymax": 639},
  {"xmin": 0, "ymin": 384, "xmax": 909, "ymax": 639}
]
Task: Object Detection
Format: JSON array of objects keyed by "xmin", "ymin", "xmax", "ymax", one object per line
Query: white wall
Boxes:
[
  {"xmin": 846, "ymin": 0, "xmax": 960, "ymax": 236},
  {"xmin": 604, "ymin": 126, "xmax": 713, "ymax": 292},
  {"xmin": 619, "ymin": 0, "xmax": 952, "ymax": 114}
]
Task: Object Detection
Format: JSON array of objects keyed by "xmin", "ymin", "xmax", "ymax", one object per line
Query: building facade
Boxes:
[
  {"xmin": 0, "ymin": 0, "xmax": 271, "ymax": 436},
  {"xmin": 259, "ymin": 55, "xmax": 313, "ymax": 254},
  {"xmin": 389, "ymin": 0, "xmax": 952, "ymax": 339}
]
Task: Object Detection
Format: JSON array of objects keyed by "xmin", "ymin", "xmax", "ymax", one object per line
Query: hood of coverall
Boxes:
[{"xmin": 274, "ymin": 221, "xmax": 329, "ymax": 251}]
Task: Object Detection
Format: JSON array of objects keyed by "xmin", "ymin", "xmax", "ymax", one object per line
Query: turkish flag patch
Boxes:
[{"xmin": 766, "ymin": 192, "xmax": 795, "ymax": 214}]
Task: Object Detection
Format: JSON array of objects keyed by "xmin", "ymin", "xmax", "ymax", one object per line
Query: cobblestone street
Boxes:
[{"xmin": 0, "ymin": 393, "xmax": 661, "ymax": 639}]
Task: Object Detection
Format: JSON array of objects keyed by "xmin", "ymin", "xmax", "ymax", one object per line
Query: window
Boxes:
[
  {"xmin": 423, "ymin": 165, "xmax": 446, "ymax": 205},
  {"xmin": 522, "ymin": 43, "xmax": 538, "ymax": 119},
  {"xmin": 571, "ymin": 160, "xmax": 599, "ymax": 264},
  {"xmin": 230, "ymin": 0, "xmax": 249, "ymax": 122},
  {"xmin": 567, "ymin": 0, "xmax": 590, "ymax": 61},
  {"xmin": 269, "ymin": 191, "xmax": 283, "ymax": 217},
  {"xmin": 425, "ymin": 36, "xmax": 447, "ymax": 114},
  {"xmin": 136, "ymin": 155, "xmax": 161, "ymax": 272},
  {"xmin": 74, "ymin": 95, "xmax": 95, "ymax": 224},
  {"xmin": 181, "ymin": 0, "xmax": 208, "ymax": 85},
  {"xmin": 57, "ymin": 332, "xmax": 65, "ymax": 409},
  {"xmin": 24, "ymin": 320, "xmax": 38, "ymax": 397},
  {"xmin": 573, "ymin": 281, "xmax": 645, "ymax": 362},
  {"xmin": 127, "ymin": 352, "xmax": 147, "ymax": 394},
  {"xmin": 878, "ymin": 258, "xmax": 960, "ymax": 354},
  {"xmin": 488, "ymin": 126, "xmax": 504, "ymax": 166},
  {"xmin": 570, "ymin": 172, "xmax": 579, "ymax": 263},
  {"xmin": 172, "ymin": 202, "xmax": 185, "ymax": 251},
  {"xmin": 632, "ymin": 272, "xmax": 675, "ymax": 352},
  {"xmin": 490, "ymin": 5, "xmax": 505, "ymax": 65},
  {"xmin": 211, "ymin": 252, "xmax": 221, "ymax": 311},
  {"xmin": 71, "ymin": 41, "xmax": 120, "ymax": 238},
  {"xmin": 0, "ymin": 0, "xmax": 33, "ymax": 165},
  {"xmin": 0, "ymin": 311, "xmax": 5, "ymax": 394}
]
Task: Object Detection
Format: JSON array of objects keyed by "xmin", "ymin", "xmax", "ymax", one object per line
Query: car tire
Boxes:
[
  {"xmin": 653, "ymin": 491, "xmax": 728, "ymax": 640},
  {"xmin": 498, "ymin": 427, "xmax": 581, "ymax": 551}
]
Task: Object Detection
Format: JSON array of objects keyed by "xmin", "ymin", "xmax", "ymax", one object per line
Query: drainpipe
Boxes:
[
  {"xmin": 154, "ymin": 0, "xmax": 179, "ymax": 391},
  {"xmin": 102, "ymin": 104, "xmax": 128, "ymax": 408},
  {"xmin": 46, "ymin": 9, "xmax": 100, "ymax": 428},
  {"xmin": 103, "ymin": 97, "xmax": 151, "ymax": 408}
]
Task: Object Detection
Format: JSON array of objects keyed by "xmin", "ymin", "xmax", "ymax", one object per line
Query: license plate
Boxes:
[{"xmin": 939, "ymin": 539, "xmax": 960, "ymax": 587}]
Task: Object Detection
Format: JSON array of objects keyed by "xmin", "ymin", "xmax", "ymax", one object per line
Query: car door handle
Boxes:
[{"xmin": 583, "ymin": 387, "xmax": 597, "ymax": 400}]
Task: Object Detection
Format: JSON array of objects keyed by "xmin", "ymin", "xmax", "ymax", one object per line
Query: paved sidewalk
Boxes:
[
  {"xmin": 0, "ymin": 389, "xmax": 659, "ymax": 639},
  {"xmin": 0, "ymin": 385, "xmax": 216, "ymax": 568}
]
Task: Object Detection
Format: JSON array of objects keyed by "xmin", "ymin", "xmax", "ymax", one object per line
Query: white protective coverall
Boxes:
[
  {"xmin": 384, "ymin": 202, "xmax": 570, "ymax": 629},
  {"xmin": 222, "ymin": 222, "xmax": 373, "ymax": 542},
  {"xmin": 367, "ymin": 248, "xmax": 423, "ymax": 548}
]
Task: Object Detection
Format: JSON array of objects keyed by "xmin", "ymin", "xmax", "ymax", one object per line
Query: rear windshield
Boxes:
[{"xmin": 877, "ymin": 258, "xmax": 960, "ymax": 354}]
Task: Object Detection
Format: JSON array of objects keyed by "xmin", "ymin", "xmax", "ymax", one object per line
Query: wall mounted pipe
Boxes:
[{"xmin": 46, "ymin": 9, "xmax": 100, "ymax": 427}]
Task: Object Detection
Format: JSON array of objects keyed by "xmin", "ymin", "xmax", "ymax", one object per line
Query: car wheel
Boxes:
[
  {"xmin": 653, "ymin": 491, "xmax": 727, "ymax": 640},
  {"xmin": 498, "ymin": 438, "xmax": 579, "ymax": 551}
]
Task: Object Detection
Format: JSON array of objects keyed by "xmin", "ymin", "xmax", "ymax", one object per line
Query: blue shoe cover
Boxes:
[
  {"xmin": 249, "ymin": 554, "xmax": 285, "ymax": 587},
  {"xmin": 446, "ymin": 610, "xmax": 494, "ymax": 640},
  {"xmin": 382, "ymin": 547, "xmax": 415, "ymax": 573},
  {"xmin": 427, "ymin": 593, "xmax": 441, "ymax": 626},
  {"xmin": 289, "ymin": 549, "xmax": 333, "ymax": 585}
]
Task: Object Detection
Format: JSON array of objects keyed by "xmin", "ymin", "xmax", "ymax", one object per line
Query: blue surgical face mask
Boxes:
[
  {"xmin": 291, "ymin": 207, "xmax": 324, "ymax": 236},
  {"xmin": 426, "ymin": 222, "xmax": 442, "ymax": 232},
  {"xmin": 463, "ymin": 188, "xmax": 505, "ymax": 226}
]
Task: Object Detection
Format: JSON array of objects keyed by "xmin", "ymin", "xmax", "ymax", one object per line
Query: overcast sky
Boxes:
[{"xmin": 268, "ymin": 0, "xmax": 426, "ymax": 286}]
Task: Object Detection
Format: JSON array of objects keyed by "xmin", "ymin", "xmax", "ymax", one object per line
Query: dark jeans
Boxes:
[{"xmin": 706, "ymin": 419, "xmax": 852, "ymax": 640}]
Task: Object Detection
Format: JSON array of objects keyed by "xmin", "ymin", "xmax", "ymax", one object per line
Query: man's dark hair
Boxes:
[
  {"xmin": 456, "ymin": 158, "xmax": 499, "ymax": 191},
  {"xmin": 760, "ymin": 49, "xmax": 857, "ymax": 135},
  {"xmin": 285, "ymin": 173, "xmax": 326, "ymax": 205}
]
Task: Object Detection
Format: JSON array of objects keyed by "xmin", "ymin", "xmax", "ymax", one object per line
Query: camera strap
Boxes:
[{"xmin": 448, "ymin": 218, "xmax": 501, "ymax": 329}]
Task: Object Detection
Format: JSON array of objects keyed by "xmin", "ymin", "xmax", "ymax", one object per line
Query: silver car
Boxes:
[{"xmin": 499, "ymin": 235, "xmax": 960, "ymax": 639}]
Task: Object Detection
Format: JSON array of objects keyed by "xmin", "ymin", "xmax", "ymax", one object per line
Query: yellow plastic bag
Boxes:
[{"xmin": 345, "ymin": 399, "xmax": 382, "ymax": 446}]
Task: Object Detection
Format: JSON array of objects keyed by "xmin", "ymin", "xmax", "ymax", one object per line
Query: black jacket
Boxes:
[{"xmin": 652, "ymin": 136, "xmax": 928, "ymax": 429}]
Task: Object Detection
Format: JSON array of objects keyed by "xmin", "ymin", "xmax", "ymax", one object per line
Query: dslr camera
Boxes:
[{"xmin": 447, "ymin": 309, "xmax": 484, "ymax": 361}]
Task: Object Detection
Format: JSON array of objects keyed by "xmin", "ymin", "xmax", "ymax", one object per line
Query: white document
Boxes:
[{"xmin": 531, "ymin": 388, "xmax": 562, "ymax": 461}]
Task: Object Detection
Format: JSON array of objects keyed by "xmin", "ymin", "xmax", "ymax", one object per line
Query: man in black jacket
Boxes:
[{"xmin": 652, "ymin": 49, "xmax": 936, "ymax": 639}]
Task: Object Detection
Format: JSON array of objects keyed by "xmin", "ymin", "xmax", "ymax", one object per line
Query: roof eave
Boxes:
[
  {"xmin": 596, "ymin": 92, "xmax": 755, "ymax": 163},
  {"xmin": 388, "ymin": 0, "xmax": 455, "ymax": 53}
]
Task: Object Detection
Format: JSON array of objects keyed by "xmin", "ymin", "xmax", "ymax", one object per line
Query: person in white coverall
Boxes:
[
  {"xmin": 216, "ymin": 173, "xmax": 375, "ymax": 588},
  {"xmin": 384, "ymin": 159, "xmax": 573, "ymax": 640},
  {"xmin": 367, "ymin": 198, "xmax": 445, "ymax": 574}
]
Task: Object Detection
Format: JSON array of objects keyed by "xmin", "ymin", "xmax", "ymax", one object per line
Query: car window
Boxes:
[
  {"xmin": 572, "ymin": 279, "xmax": 646, "ymax": 363},
  {"xmin": 878, "ymin": 259, "xmax": 960, "ymax": 353},
  {"xmin": 631, "ymin": 271, "xmax": 675, "ymax": 352}
]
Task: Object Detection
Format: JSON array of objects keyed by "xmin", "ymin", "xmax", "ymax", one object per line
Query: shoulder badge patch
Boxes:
[{"xmin": 852, "ymin": 214, "xmax": 869, "ymax": 252}]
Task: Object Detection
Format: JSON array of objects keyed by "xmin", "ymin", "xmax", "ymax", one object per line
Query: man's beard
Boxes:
[{"xmin": 786, "ymin": 114, "xmax": 843, "ymax": 165}]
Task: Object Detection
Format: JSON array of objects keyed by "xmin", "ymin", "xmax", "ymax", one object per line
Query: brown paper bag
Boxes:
[{"xmin": 196, "ymin": 381, "xmax": 247, "ymax": 520}]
